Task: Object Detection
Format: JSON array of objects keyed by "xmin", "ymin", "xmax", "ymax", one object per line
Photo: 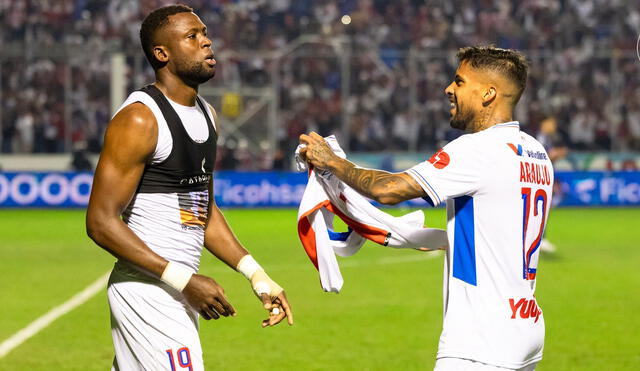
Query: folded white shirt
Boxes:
[{"xmin": 296, "ymin": 135, "xmax": 448, "ymax": 292}]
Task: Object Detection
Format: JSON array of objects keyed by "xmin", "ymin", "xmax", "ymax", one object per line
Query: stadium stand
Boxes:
[{"xmin": 1, "ymin": 0, "xmax": 639, "ymax": 169}]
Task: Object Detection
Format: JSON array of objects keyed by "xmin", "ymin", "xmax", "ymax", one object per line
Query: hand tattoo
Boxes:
[
  {"xmin": 308, "ymin": 141, "xmax": 337, "ymax": 169},
  {"xmin": 300, "ymin": 133, "xmax": 425, "ymax": 204}
]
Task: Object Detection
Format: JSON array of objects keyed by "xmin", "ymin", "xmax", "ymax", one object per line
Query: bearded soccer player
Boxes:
[
  {"xmin": 300, "ymin": 46, "xmax": 552, "ymax": 370},
  {"xmin": 86, "ymin": 5, "xmax": 292, "ymax": 370}
]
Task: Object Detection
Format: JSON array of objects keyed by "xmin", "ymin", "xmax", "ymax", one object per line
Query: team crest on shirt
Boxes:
[{"xmin": 428, "ymin": 149, "xmax": 450, "ymax": 169}]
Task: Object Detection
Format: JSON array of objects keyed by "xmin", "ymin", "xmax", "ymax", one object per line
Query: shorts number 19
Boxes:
[{"xmin": 166, "ymin": 347, "xmax": 193, "ymax": 371}]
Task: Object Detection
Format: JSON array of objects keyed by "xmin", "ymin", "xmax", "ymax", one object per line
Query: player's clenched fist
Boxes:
[{"xmin": 182, "ymin": 274, "xmax": 236, "ymax": 320}]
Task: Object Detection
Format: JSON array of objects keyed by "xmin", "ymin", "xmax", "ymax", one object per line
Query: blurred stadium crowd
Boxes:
[{"xmin": 1, "ymin": 0, "xmax": 639, "ymax": 169}]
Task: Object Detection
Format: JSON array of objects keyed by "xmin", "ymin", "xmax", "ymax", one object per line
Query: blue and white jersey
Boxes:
[{"xmin": 407, "ymin": 121, "xmax": 553, "ymax": 369}]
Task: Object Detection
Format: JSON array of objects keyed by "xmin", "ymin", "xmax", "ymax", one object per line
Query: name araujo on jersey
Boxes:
[
  {"xmin": 509, "ymin": 143, "xmax": 551, "ymax": 186},
  {"xmin": 520, "ymin": 161, "xmax": 551, "ymax": 186}
]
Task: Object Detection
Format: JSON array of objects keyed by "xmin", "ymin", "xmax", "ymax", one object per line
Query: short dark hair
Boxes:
[
  {"xmin": 140, "ymin": 4, "xmax": 194, "ymax": 69},
  {"xmin": 457, "ymin": 45, "xmax": 529, "ymax": 104}
]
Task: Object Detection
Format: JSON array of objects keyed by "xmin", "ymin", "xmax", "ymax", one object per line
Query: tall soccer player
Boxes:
[
  {"xmin": 86, "ymin": 5, "xmax": 292, "ymax": 370},
  {"xmin": 300, "ymin": 46, "xmax": 552, "ymax": 371}
]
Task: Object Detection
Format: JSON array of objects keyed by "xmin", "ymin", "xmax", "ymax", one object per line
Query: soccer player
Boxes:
[
  {"xmin": 300, "ymin": 46, "xmax": 552, "ymax": 371},
  {"xmin": 86, "ymin": 5, "xmax": 292, "ymax": 370}
]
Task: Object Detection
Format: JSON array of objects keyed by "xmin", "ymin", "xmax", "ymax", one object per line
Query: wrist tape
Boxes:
[
  {"xmin": 160, "ymin": 261, "xmax": 193, "ymax": 291},
  {"xmin": 236, "ymin": 255, "xmax": 283, "ymax": 297},
  {"xmin": 236, "ymin": 254, "xmax": 263, "ymax": 280}
]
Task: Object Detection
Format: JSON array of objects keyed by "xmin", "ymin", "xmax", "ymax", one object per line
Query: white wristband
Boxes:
[
  {"xmin": 237, "ymin": 255, "xmax": 282, "ymax": 297},
  {"xmin": 236, "ymin": 255, "xmax": 263, "ymax": 280},
  {"xmin": 160, "ymin": 261, "xmax": 193, "ymax": 292}
]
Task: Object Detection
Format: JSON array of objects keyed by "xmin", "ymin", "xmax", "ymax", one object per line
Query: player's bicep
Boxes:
[
  {"xmin": 204, "ymin": 179, "xmax": 226, "ymax": 230},
  {"xmin": 349, "ymin": 168, "xmax": 425, "ymax": 205},
  {"xmin": 396, "ymin": 172, "xmax": 427, "ymax": 198},
  {"xmin": 88, "ymin": 104, "xmax": 157, "ymax": 216},
  {"xmin": 377, "ymin": 172, "xmax": 426, "ymax": 204}
]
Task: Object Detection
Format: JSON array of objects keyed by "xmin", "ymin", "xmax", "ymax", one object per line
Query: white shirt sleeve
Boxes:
[{"xmin": 405, "ymin": 134, "xmax": 483, "ymax": 206}]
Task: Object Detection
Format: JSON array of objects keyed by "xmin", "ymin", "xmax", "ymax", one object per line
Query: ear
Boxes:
[
  {"xmin": 153, "ymin": 46, "xmax": 169, "ymax": 64},
  {"xmin": 482, "ymin": 86, "xmax": 497, "ymax": 106}
]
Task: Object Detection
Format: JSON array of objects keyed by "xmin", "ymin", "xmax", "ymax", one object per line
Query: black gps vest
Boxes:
[{"xmin": 136, "ymin": 85, "xmax": 217, "ymax": 194}]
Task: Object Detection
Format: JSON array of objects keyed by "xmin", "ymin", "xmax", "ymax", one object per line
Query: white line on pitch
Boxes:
[{"xmin": 0, "ymin": 270, "xmax": 111, "ymax": 358}]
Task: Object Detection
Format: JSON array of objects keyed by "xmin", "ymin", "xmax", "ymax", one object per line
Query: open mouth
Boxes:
[{"xmin": 204, "ymin": 55, "xmax": 216, "ymax": 66}]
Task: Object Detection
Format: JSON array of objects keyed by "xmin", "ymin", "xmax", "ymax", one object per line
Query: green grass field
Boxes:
[{"xmin": 0, "ymin": 208, "xmax": 639, "ymax": 370}]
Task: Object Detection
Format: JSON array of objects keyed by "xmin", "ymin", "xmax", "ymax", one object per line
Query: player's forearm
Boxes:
[
  {"xmin": 86, "ymin": 213, "xmax": 168, "ymax": 276},
  {"xmin": 203, "ymin": 204, "xmax": 249, "ymax": 269},
  {"xmin": 327, "ymin": 157, "xmax": 411, "ymax": 205},
  {"xmin": 203, "ymin": 198, "xmax": 285, "ymax": 303}
]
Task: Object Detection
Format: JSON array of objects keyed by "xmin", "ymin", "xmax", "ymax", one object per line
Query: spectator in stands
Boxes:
[
  {"xmin": 70, "ymin": 148, "xmax": 93, "ymax": 172},
  {"xmin": 624, "ymin": 99, "xmax": 640, "ymax": 151},
  {"xmin": 0, "ymin": 0, "xmax": 637, "ymax": 166}
]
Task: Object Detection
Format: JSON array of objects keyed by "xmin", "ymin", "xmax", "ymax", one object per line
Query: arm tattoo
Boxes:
[{"xmin": 336, "ymin": 163, "xmax": 425, "ymax": 203}]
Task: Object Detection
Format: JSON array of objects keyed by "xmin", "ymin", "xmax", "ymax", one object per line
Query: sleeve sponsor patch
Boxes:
[{"xmin": 428, "ymin": 149, "xmax": 450, "ymax": 169}]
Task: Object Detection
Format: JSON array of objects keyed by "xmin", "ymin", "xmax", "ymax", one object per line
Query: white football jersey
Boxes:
[
  {"xmin": 406, "ymin": 121, "xmax": 553, "ymax": 369},
  {"xmin": 114, "ymin": 91, "xmax": 216, "ymax": 275}
]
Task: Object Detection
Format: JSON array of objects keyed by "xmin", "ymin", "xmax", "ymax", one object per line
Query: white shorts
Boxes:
[
  {"xmin": 108, "ymin": 263, "xmax": 204, "ymax": 371},
  {"xmin": 434, "ymin": 358, "xmax": 537, "ymax": 371}
]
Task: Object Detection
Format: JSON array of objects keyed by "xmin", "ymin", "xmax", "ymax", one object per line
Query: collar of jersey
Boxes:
[
  {"xmin": 490, "ymin": 121, "xmax": 520, "ymax": 129},
  {"xmin": 166, "ymin": 96, "xmax": 198, "ymax": 110}
]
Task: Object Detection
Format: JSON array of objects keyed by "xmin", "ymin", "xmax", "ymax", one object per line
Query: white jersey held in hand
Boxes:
[
  {"xmin": 296, "ymin": 135, "xmax": 448, "ymax": 293},
  {"xmin": 406, "ymin": 121, "xmax": 553, "ymax": 369}
]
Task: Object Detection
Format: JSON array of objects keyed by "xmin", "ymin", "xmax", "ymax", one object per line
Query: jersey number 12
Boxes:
[{"xmin": 521, "ymin": 187, "xmax": 548, "ymax": 280}]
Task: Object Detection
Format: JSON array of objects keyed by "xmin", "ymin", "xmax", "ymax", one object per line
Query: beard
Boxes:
[
  {"xmin": 450, "ymin": 101, "xmax": 475, "ymax": 131},
  {"xmin": 176, "ymin": 59, "xmax": 216, "ymax": 86}
]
